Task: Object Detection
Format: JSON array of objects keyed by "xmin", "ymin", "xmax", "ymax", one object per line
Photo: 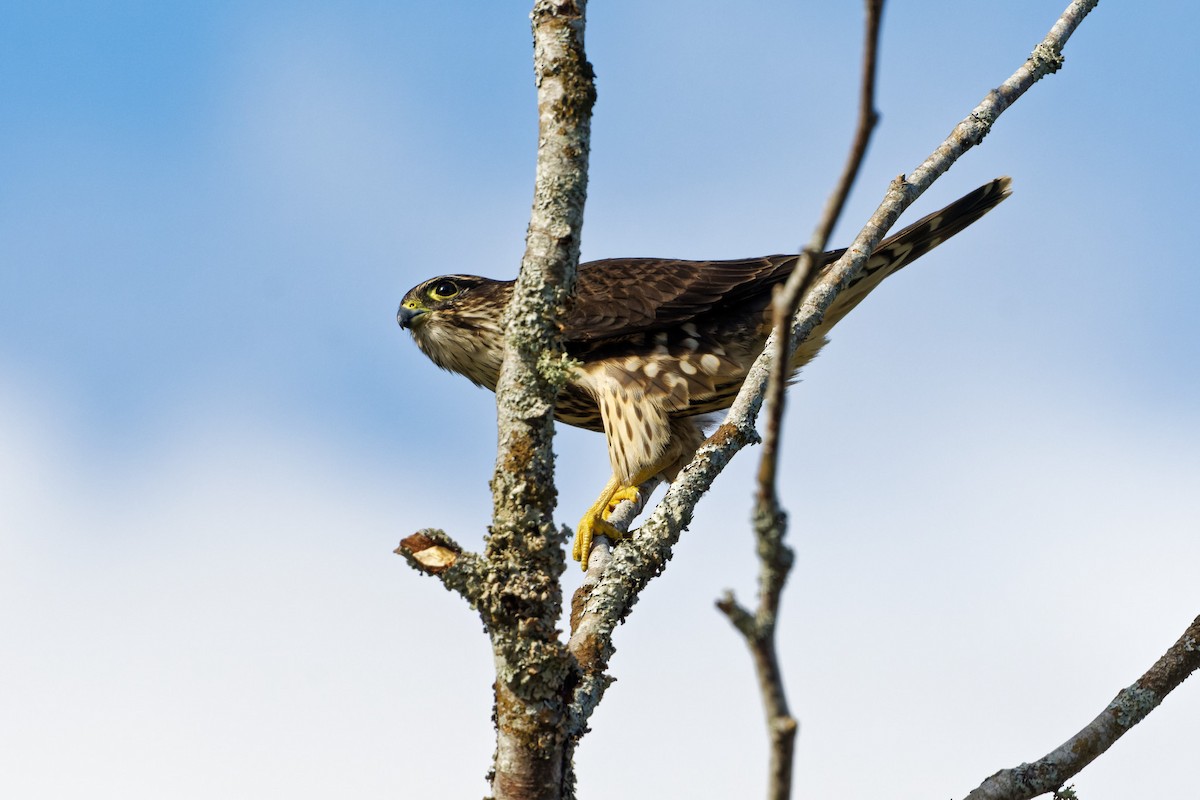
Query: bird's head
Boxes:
[
  {"xmin": 396, "ymin": 274, "xmax": 512, "ymax": 390},
  {"xmin": 397, "ymin": 275, "xmax": 491, "ymax": 328}
]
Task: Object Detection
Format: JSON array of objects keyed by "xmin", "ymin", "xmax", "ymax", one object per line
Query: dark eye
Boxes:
[{"xmin": 428, "ymin": 279, "xmax": 460, "ymax": 301}]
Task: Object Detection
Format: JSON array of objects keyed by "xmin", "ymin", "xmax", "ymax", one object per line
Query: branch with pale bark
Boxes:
[
  {"xmin": 962, "ymin": 614, "xmax": 1200, "ymax": 800},
  {"xmin": 567, "ymin": 1, "xmax": 1101, "ymax": 735}
]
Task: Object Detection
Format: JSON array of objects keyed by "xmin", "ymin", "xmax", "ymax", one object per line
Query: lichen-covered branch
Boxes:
[
  {"xmin": 961, "ymin": 614, "xmax": 1200, "ymax": 800},
  {"xmin": 485, "ymin": 2, "xmax": 595, "ymax": 799},
  {"xmin": 392, "ymin": 3, "xmax": 597, "ymax": 795},
  {"xmin": 395, "ymin": 529, "xmax": 488, "ymax": 619},
  {"xmin": 567, "ymin": 0, "xmax": 1097, "ymax": 742}
]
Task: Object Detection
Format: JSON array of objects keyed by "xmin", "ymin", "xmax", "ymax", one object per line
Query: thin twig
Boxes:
[
  {"xmin": 718, "ymin": 4, "xmax": 884, "ymax": 799},
  {"xmin": 961, "ymin": 614, "xmax": 1200, "ymax": 800},
  {"xmin": 756, "ymin": 0, "xmax": 883, "ymax": 503}
]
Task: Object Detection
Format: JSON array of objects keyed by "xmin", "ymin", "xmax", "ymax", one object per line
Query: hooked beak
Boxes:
[{"xmin": 397, "ymin": 305, "xmax": 426, "ymax": 329}]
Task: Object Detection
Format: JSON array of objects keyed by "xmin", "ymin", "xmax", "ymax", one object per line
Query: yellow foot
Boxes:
[
  {"xmin": 572, "ymin": 515, "xmax": 630, "ymax": 572},
  {"xmin": 573, "ymin": 476, "xmax": 648, "ymax": 571}
]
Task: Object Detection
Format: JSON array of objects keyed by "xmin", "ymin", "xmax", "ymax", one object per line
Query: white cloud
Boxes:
[
  {"xmin": 0, "ymin": 377, "xmax": 496, "ymax": 799},
  {"xmin": 2, "ymin": 330, "xmax": 1198, "ymax": 799}
]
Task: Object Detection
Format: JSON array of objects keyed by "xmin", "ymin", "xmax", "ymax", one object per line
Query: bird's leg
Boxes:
[{"xmin": 572, "ymin": 466, "xmax": 659, "ymax": 571}]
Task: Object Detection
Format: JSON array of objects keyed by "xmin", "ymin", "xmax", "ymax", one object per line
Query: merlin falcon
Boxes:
[{"xmin": 398, "ymin": 177, "xmax": 1011, "ymax": 570}]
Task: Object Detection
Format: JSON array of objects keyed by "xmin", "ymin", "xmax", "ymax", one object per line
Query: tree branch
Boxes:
[
  {"xmin": 756, "ymin": 0, "xmax": 883, "ymax": 502},
  {"xmin": 718, "ymin": 3, "xmax": 885, "ymax": 798},
  {"xmin": 395, "ymin": 529, "xmax": 488, "ymax": 619},
  {"xmin": 962, "ymin": 614, "xmax": 1200, "ymax": 800},
  {"xmin": 486, "ymin": 2, "xmax": 595, "ymax": 799}
]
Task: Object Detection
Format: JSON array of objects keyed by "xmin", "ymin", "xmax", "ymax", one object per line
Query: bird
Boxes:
[{"xmin": 397, "ymin": 177, "xmax": 1011, "ymax": 570}]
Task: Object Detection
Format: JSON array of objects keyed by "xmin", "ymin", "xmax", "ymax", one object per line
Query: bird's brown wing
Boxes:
[
  {"xmin": 563, "ymin": 254, "xmax": 801, "ymax": 343},
  {"xmin": 562, "ymin": 176, "xmax": 1012, "ymax": 344}
]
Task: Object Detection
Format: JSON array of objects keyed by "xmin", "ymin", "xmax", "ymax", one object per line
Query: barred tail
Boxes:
[
  {"xmin": 824, "ymin": 176, "xmax": 1012, "ymax": 324},
  {"xmin": 789, "ymin": 177, "xmax": 1011, "ymax": 372}
]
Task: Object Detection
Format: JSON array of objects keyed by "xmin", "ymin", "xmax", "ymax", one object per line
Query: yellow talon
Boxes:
[
  {"xmin": 572, "ymin": 514, "xmax": 629, "ymax": 571},
  {"xmin": 573, "ymin": 476, "xmax": 641, "ymax": 571}
]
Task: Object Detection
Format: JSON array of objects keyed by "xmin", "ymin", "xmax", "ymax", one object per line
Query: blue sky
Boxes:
[{"xmin": 2, "ymin": 2, "xmax": 1197, "ymax": 797}]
